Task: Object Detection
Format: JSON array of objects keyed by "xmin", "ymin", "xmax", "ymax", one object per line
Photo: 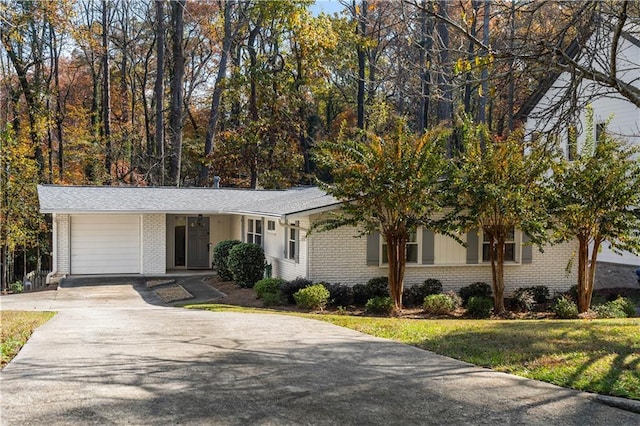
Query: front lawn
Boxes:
[
  {"xmin": 0, "ymin": 311, "xmax": 55, "ymax": 368},
  {"xmin": 190, "ymin": 303, "xmax": 640, "ymax": 400}
]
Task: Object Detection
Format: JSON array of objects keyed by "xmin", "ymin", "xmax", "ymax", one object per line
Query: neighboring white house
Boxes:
[
  {"xmin": 38, "ymin": 185, "xmax": 577, "ymax": 293},
  {"xmin": 522, "ymin": 28, "xmax": 640, "ymax": 266}
]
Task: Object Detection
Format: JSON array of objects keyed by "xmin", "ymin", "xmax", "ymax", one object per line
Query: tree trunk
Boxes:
[
  {"xmin": 464, "ymin": 1, "xmax": 480, "ymax": 114},
  {"xmin": 355, "ymin": 0, "xmax": 367, "ymax": 129},
  {"xmin": 102, "ymin": 0, "xmax": 112, "ymax": 183},
  {"xmin": 478, "ymin": 0, "xmax": 490, "ymax": 123},
  {"xmin": 201, "ymin": 0, "xmax": 233, "ymax": 185},
  {"xmin": 154, "ymin": 0, "xmax": 165, "ymax": 185},
  {"xmin": 385, "ymin": 232, "xmax": 407, "ymax": 310},
  {"xmin": 487, "ymin": 231, "xmax": 506, "ymax": 314},
  {"xmin": 168, "ymin": 0, "xmax": 185, "ymax": 186},
  {"xmin": 436, "ymin": 0, "xmax": 452, "ymax": 124},
  {"xmin": 577, "ymin": 235, "xmax": 598, "ymax": 313}
]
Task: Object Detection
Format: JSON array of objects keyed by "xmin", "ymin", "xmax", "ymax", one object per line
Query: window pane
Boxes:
[
  {"xmin": 289, "ymin": 241, "xmax": 296, "ymax": 259},
  {"xmin": 505, "ymin": 243, "xmax": 515, "ymax": 261},
  {"xmin": 248, "ymin": 220, "xmax": 253, "ymax": 233},
  {"xmin": 290, "ymin": 228, "xmax": 295, "ymax": 240},
  {"xmin": 408, "ymin": 230, "xmax": 417, "ymax": 242},
  {"xmin": 256, "ymin": 235, "xmax": 262, "ymax": 246},
  {"xmin": 406, "ymin": 244, "xmax": 418, "ymax": 263},
  {"xmin": 268, "ymin": 220, "xmax": 275, "ymax": 231},
  {"xmin": 247, "ymin": 234, "xmax": 253, "ymax": 244},
  {"xmin": 506, "ymin": 228, "xmax": 515, "ymax": 241},
  {"xmin": 256, "ymin": 220, "xmax": 262, "ymax": 234},
  {"xmin": 482, "ymin": 244, "xmax": 491, "ymax": 262}
]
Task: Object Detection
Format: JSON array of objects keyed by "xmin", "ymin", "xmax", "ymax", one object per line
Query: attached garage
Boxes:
[{"xmin": 70, "ymin": 215, "xmax": 141, "ymax": 274}]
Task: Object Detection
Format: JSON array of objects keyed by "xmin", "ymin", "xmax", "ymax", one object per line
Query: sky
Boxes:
[{"xmin": 309, "ymin": 0, "xmax": 345, "ymax": 17}]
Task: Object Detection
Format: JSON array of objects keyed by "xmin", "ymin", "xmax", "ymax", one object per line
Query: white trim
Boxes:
[{"xmin": 379, "ymin": 229, "xmax": 422, "ymax": 267}]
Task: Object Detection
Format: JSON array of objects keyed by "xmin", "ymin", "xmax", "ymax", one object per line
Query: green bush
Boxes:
[
  {"xmin": 323, "ymin": 282, "xmax": 354, "ymax": 307},
  {"xmin": 293, "ymin": 284, "xmax": 330, "ymax": 310},
  {"xmin": 553, "ymin": 296, "xmax": 579, "ymax": 319},
  {"xmin": 213, "ymin": 240, "xmax": 241, "ymax": 281},
  {"xmin": 365, "ymin": 296, "xmax": 395, "ymax": 315},
  {"xmin": 281, "ymin": 277, "xmax": 313, "ymax": 304},
  {"xmin": 227, "ymin": 243, "xmax": 266, "ymax": 288},
  {"xmin": 510, "ymin": 288, "xmax": 536, "ymax": 312},
  {"xmin": 404, "ymin": 278, "xmax": 443, "ymax": 307},
  {"xmin": 262, "ymin": 292, "xmax": 284, "ymax": 307},
  {"xmin": 459, "ymin": 282, "xmax": 492, "ymax": 306},
  {"xmin": 423, "ymin": 294, "xmax": 455, "ymax": 315},
  {"xmin": 9, "ymin": 281, "xmax": 24, "ymax": 294},
  {"xmin": 352, "ymin": 283, "xmax": 369, "ymax": 306},
  {"xmin": 366, "ymin": 276, "xmax": 390, "ymax": 297},
  {"xmin": 466, "ymin": 296, "xmax": 493, "ymax": 318},
  {"xmin": 444, "ymin": 291, "xmax": 463, "ymax": 309},
  {"xmin": 568, "ymin": 284, "xmax": 579, "ymax": 302},
  {"xmin": 609, "ymin": 296, "xmax": 636, "ymax": 318},
  {"xmin": 254, "ymin": 278, "xmax": 284, "ymax": 300},
  {"xmin": 526, "ymin": 285, "xmax": 550, "ymax": 304}
]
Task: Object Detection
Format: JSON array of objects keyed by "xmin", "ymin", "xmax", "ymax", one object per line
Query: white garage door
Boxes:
[{"xmin": 71, "ymin": 215, "xmax": 141, "ymax": 274}]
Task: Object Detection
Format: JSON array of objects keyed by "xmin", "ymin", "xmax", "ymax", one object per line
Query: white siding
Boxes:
[
  {"xmin": 434, "ymin": 234, "xmax": 467, "ymax": 265},
  {"xmin": 70, "ymin": 215, "xmax": 141, "ymax": 274}
]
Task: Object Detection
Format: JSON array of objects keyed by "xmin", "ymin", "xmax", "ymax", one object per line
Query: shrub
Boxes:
[
  {"xmin": 404, "ymin": 278, "xmax": 443, "ymax": 307},
  {"xmin": 459, "ymin": 282, "xmax": 492, "ymax": 306},
  {"xmin": 227, "ymin": 243, "xmax": 265, "ymax": 288},
  {"xmin": 609, "ymin": 296, "xmax": 636, "ymax": 318},
  {"xmin": 262, "ymin": 292, "xmax": 284, "ymax": 307},
  {"xmin": 254, "ymin": 278, "xmax": 284, "ymax": 300},
  {"xmin": 527, "ymin": 285, "xmax": 550, "ymax": 304},
  {"xmin": 444, "ymin": 291, "xmax": 463, "ymax": 309},
  {"xmin": 568, "ymin": 284, "xmax": 579, "ymax": 302},
  {"xmin": 553, "ymin": 296, "xmax": 578, "ymax": 319},
  {"xmin": 281, "ymin": 277, "xmax": 313, "ymax": 304},
  {"xmin": 323, "ymin": 282, "xmax": 354, "ymax": 307},
  {"xmin": 352, "ymin": 283, "xmax": 369, "ymax": 306},
  {"xmin": 510, "ymin": 288, "xmax": 536, "ymax": 312},
  {"xmin": 592, "ymin": 302, "xmax": 627, "ymax": 319},
  {"xmin": 294, "ymin": 284, "xmax": 330, "ymax": 310},
  {"xmin": 365, "ymin": 296, "xmax": 395, "ymax": 315},
  {"xmin": 366, "ymin": 276, "xmax": 390, "ymax": 298},
  {"xmin": 423, "ymin": 294, "xmax": 455, "ymax": 315},
  {"xmin": 213, "ymin": 240, "xmax": 242, "ymax": 281},
  {"xmin": 466, "ymin": 296, "xmax": 493, "ymax": 318},
  {"xmin": 9, "ymin": 281, "xmax": 24, "ymax": 294}
]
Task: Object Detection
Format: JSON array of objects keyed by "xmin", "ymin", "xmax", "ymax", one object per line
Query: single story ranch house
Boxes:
[{"xmin": 38, "ymin": 185, "xmax": 577, "ymax": 293}]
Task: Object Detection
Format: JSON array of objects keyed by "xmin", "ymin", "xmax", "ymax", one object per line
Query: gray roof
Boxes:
[{"xmin": 37, "ymin": 185, "xmax": 341, "ymax": 218}]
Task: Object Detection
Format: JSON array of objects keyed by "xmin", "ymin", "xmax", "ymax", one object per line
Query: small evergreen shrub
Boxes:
[
  {"xmin": 227, "ymin": 243, "xmax": 265, "ymax": 288},
  {"xmin": 365, "ymin": 296, "xmax": 395, "ymax": 315},
  {"xmin": 254, "ymin": 278, "xmax": 284, "ymax": 300},
  {"xmin": 294, "ymin": 284, "xmax": 330, "ymax": 310},
  {"xmin": 352, "ymin": 283, "xmax": 369, "ymax": 306},
  {"xmin": 323, "ymin": 282, "xmax": 354, "ymax": 307},
  {"xmin": 423, "ymin": 294, "xmax": 455, "ymax": 315},
  {"xmin": 9, "ymin": 281, "xmax": 24, "ymax": 294},
  {"xmin": 444, "ymin": 291, "xmax": 463, "ymax": 309},
  {"xmin": 553, "ymin": 296, "xmax": 578, "ymax": 319},
  {"xmin": 213, "ymin": 240, "xmax": 241, "ymax": 281},
  {"xmin": 404, "ymin": 278, "xmax": 443, "ymax": 307},
  {"xmin": 609, "ymin": 296, "xmax": 636, "ymax": 318},
  {"xmin": 526, "ymin": 285, "xmax": 550, "ymax": 304},
  {"xmin": 592, "ymin": 302, "xmax": 627, "ymax": 319},
  {"xmin": 262, "ymin": 292, "xmax": 284, "ymax": 307},
  {"xmin": 466, "ymin": 296, "xmax": 493, "ymax": 318},
  {"xmin": 510, "ymin": 288, "xmax": 536, "ymax": 312},
  {"xmin": 568, "ymin": 284, "xmax": 579, "ymax": 302},
  {"xmin": 366, "ymin": 276, "xmax": 390, "ymax": 298},
  {"xmin": 459, "ymin": 282, "xmax": 492, "ymax": 306},
  {"xmin": 280, "ymin": 277, "xmax": 313, "ymax": 304}
]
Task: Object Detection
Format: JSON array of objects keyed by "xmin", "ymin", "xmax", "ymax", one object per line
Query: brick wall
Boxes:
[
  {"xmin": 308, "ymin": 225, "xmax": 578, "ymax": 294},
  {"xmin": 56, "ymin": 214, "xmax": 70, "ymax": 274},
  {"xmin": 142, "ymin": 214, "xmax": 166, "ymax": 275}
]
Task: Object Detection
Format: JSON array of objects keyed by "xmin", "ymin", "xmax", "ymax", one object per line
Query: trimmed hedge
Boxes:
[
  {"xmin": 404, "ymin": 278, "xmax": 443, "ymax": 307},
  {"xmin": 213, "ymin": 240, "xmax": 241, "ymax": 281},
  {"xmin": 466, "ymin": 296, "xmax": 493, "ymax": 318},
  {"xmin": 294, "ymin": 284, "xmax": 330, "ymax": 310},
  {"xmin": 254, "ymin": 278, "xmax": 284, "ymax": 300},
  {"xmin": 459, "ymin": 282, "xmax": 492, "ymax": 306},
  {"xmin": 281, "ymin": 278, "xmax": 313, "ymax": 304},
  {"xmin": 227, "ymin": 243, "xmax": 265, "ymax": 288}
]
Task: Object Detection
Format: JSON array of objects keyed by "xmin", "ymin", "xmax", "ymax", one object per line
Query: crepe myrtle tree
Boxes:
[
  {"xmin": 314, "ymin": 118, "xmax": 451, "ymax": 309},
  {"xmin": 449, "ymin": 120, "xmax": 554, "ymax": 314},
  {"xmin": 551, "ymin": 113, "xmax": 640, "ymax": 313}
]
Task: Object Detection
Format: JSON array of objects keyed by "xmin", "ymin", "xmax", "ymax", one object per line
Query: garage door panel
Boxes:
[{"xmin": 71, "ymin": 215, "xmax": 140, "ymax": 274}]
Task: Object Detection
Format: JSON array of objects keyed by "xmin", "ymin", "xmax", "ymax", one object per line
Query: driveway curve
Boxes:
[{"xmin": 1, "ymin": 280, "xmax": 638, "ymax": 425}]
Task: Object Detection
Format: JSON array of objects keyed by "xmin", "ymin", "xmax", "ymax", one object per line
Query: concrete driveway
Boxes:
[{"xmin": 1, "ymin": 280, "xmax": 638, "ymax": 425}]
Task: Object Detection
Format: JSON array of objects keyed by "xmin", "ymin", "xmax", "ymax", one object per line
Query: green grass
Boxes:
[
  {"xmin": 188, "ymin": 304, "xmax": 640, "ymax": 400},
  {"xmin": 1, "ymin": 310, "xmax": 55, "ymax": 368}
]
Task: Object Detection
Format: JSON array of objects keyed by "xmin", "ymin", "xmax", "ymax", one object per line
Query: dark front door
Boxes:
[{"xmin": 187, "ymin": 216, "xmax": 210, "ymax": 268}]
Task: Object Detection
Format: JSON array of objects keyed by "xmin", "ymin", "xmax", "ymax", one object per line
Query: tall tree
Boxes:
[
  {"xmin": 168, "ymin": 0, "xmax": 186, "ymax": 186},
  {"xmin": 101, "ymin": 0, "xmax": 112, "ymax": 182},
  {"xmin": 451, "ymin": 120, "xmax": 553, "ymax": 314},
  {"xmin": 315, "ymin": 118, "xmax": 451, "ymax": 309},
  {"xmin": 551, "ymin": 113, "xmax": 640, "ymax": 313}
]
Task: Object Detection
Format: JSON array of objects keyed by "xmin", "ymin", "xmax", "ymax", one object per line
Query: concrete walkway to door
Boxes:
[{"xmin": 1, "ymin": 278, "xmax": 639, "ymax": 425}]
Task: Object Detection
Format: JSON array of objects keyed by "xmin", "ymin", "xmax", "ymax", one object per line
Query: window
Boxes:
[
  {"xmin": 287, "ymin": 227, "xmax": 297, "ymax": 260},
  {"xmin": 247, "ymin": 218, "xmax": 262, "ymax": 246},
  {"xmin": 482, "ymin": 228, "xmax": 516, "ymax": 262},
  {"xmin": 381, "ymin": 230, "xmax": 419, "ymax": 265},
  {"xmin": 267, "ymin": 220, "xmax": 276, "ymax": 233}
]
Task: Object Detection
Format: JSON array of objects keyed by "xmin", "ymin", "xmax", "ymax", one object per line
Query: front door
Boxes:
[{"xmin": 187, "ymin": 216, "xmax": 210, "ymax": 268}]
